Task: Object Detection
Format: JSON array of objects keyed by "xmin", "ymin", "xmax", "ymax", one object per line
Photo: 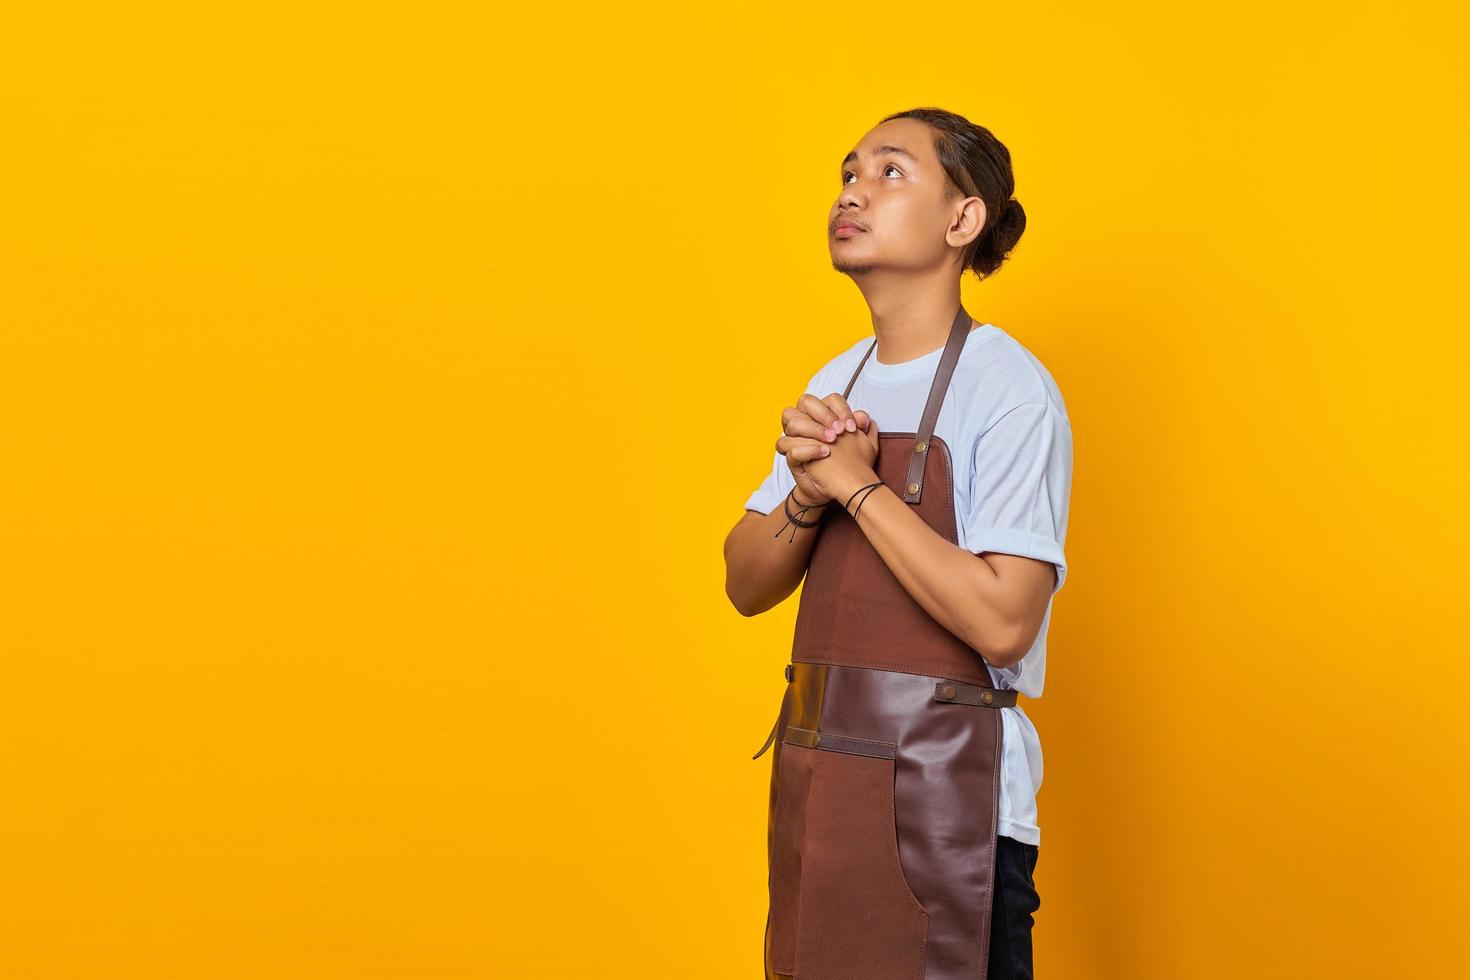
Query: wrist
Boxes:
[
  {"xmin": 790, "ymin": 487, "xmax": 830, "ymax": 509},
  {"xmin": 836, "ymin": 472, "xmax": 882, "ymax": 511}
]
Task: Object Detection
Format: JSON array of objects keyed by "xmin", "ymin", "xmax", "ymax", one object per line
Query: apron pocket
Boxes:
[{"xmin": 769, "ymin": 727, "xmax": 928, "ymax": 979}]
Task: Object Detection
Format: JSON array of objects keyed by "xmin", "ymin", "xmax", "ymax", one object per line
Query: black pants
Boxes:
[{"xmin": 988, "ymin": 834, "xmax": 1041, "ymax": 979}]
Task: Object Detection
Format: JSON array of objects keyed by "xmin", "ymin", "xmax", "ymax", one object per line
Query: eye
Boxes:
[{"xmin": 842, "ymin": 164, "xmax": 904, "ymax": 185}]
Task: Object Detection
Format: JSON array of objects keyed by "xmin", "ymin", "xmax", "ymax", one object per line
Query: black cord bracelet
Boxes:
[
  {"xmin": 843, "ymin": 480, "xmax": 884, "ymax": 512},
  {"xmin": 774, "ymin": 487, "xmax": 828, "ymax": 542},
  {"xmin": 851, "ymin": 481, "xmax": 883, "ymax": 519}
]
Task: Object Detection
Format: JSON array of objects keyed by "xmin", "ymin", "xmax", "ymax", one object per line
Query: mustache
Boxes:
[{"xmin": 830, "ymin": 216, "xmax": 869, "ymax": 232}]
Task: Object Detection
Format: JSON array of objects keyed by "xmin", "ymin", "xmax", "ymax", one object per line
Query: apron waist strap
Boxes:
[
  {"xmin": 933, "ymin": 680, "xmax": 1019, "ymax": 708},
  {"xmin": 754, "ymin": 671, "xmax": 1020, "ymax": 760}
]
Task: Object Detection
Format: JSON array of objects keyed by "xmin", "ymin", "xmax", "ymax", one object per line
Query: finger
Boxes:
[
  {"xmin": 777, "ymin": 435, "xmax": 833, "ymax": 463},
  {"xmin": 781, "ymin": 406, "xmax": 839, "ymax": 442},
  {"xmin": 819, "ymin": 393, "xmax": 861, "ymax": 434},
  {"xmin": 853, "ymin": 409, "xmax": 872, "ymax": 430},
  {"xmin": 796, "ymin": 393, "xmax": 840, "ymax": 430}
]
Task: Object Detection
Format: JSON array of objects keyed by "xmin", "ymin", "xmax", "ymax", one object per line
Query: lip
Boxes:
[{"xmin": 833, "ymin": 222, "xmax": 866, "ymax": 239}]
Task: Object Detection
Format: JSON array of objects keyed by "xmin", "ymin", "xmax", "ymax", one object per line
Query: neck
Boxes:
[{"xmin": 850, "ymin": 270, "xmax": 970, "ymax": 364}]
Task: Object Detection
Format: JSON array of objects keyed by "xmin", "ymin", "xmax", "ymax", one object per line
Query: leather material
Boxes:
[
  {"xmin": 789, "ymin": 430, "xmax": 998, "ymax": 686},
  {"xmin": 783, "ymin": 725, "xmax": 899, "ymax": 760},
  {"xmin": 934, "ymin": 678, "xmax": 1018, "ymax": 707},
  {"xmin": 789, "ymin": 307, "xmax": 998, "ymax": 688},
  {"xmin": 757, "ymin": 306, "xmax": 1015, "ymax": 979},
  {"xmin": 750, "ymin": 665, "xmax": 798, "ymax": 760}
]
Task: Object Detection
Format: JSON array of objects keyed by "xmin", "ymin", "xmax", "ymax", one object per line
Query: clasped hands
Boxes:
[{"xmin": 776, "ymin": 392, "xmax": 883, "ymax": 511}]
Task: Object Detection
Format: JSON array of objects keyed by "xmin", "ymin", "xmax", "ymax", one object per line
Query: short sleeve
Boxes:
[
  {"xmin": 744, "ymin": 367, "xmax": 825, "ymax": 515},
  {"xmin": 961, "ymin": 400, "xmax": 1072, "ymax": 595}
]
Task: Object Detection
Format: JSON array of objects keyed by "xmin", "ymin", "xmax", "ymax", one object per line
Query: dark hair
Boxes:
[{"xmin": 879, "ymin": 107, "xmax": 1026, "ymax": 280}]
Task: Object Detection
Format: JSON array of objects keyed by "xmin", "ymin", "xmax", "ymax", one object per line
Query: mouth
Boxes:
[{"xmin": 832, "ymin": 222, "xmax": 866, "ymax": 239}]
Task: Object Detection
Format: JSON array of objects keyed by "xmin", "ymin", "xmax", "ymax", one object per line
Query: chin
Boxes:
[
  {"xmin": 830, "ymin": 250, "xmax": 880, "ymax": 275},
  {"xmin": 829, "ymin": 245, "xmax": 881, "ymax": 276}
]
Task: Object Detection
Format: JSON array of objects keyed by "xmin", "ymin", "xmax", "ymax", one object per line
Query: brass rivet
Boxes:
[
  {"xmin": 982, "ymin": 691, "xmax": 994, "ymax": 704},
  {"xmin": 914, "ymin": 440, "xmax": 927, "ymax": 454},
  {"xmin": 907, "ymin": 482, "xmax": 920, "ymax": 494},
  {"xmin": 941, "ymin": 684, "xmax": 956, "ymax": 700}
]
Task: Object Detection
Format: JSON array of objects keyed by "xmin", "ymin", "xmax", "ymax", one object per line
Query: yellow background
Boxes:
[{"xmin": 3, "ymin": 2, "xmax": 1467, "ymax": 977}]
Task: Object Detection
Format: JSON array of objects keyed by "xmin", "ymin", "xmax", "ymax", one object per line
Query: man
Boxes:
[{"xmin": 724, "ymin": 107, "xmax": 1072, "ymax": 980}]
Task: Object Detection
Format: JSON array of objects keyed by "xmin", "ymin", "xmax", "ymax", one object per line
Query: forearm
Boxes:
[
  {"xmin": 723, "ymin": 495, "xmax": 830, "ymax": 616},
  {"xmin": 837, "ymin": 479, "xmax": 1027, "ymax": 669}
]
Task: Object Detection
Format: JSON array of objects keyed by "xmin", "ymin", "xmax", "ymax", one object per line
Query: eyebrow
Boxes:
[{"xmin": 841, "ymin": 144, "xmax": 918, "ymax": 168}]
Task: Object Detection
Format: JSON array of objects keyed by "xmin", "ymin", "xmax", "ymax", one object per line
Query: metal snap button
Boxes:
[
  {"xmin": 907, "ymin": 481, "xmax": 920, "ymax": 494},
  {"xmin": 940, "ymin": 684, "xmax": 956, "ymax": 700},
  {"xmin": 982, "ymin": 691, "xmax": 994, "ymax": 704},
  {"xmin": 914, "ymin": 440, "xmax": 927, "ymax": 454}
]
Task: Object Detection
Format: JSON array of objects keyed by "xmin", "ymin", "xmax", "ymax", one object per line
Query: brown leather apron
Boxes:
[{"xmin": 751, "ymin": 305, "xmax": 1019, "ymax": 980}]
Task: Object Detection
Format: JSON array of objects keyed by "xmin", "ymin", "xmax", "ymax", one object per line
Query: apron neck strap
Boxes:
[{"xmin": 842, "ymin": 305, "xmax": 973, "ymax": 505}]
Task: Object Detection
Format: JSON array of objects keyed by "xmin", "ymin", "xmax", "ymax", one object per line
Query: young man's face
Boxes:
[{"xmin": 828, "ymin": 118, "xmax": 977, "ymax": 278}]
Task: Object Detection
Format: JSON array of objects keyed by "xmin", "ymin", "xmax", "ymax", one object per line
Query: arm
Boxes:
[
  {"xmin": 805, "ymin": 402, "xmax": 1068, "ymax": 670},
  {"xmin": 724, "ymin": 392, "xmax": 872, "ymax": 617},
  {"xmin": 824, "ymin": 478, "xmax": 1056, "ymax": 669},
  {"xmin": 723, "ymin": 496, "xmax": 828, "ymax": 617}
]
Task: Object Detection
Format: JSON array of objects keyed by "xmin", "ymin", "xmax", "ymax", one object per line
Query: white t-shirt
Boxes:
[{"xmin": 744, "ymin": 321, "xmax": 1072, "ymax": 846}]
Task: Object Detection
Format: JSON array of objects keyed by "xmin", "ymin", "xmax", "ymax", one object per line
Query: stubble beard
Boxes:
[{"xmin": 830, "ymin": 256, "xmax": 877, "ymax": 276}]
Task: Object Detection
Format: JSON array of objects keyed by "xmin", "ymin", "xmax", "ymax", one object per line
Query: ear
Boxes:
[{"xmin": 945, "ymin": 195, "xmax": 987, "ymax": 251}]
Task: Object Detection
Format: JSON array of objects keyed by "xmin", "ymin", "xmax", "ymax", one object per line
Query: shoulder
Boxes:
[{"xmin": 953, "ymin": 324, "xmax": 1069, "ymax": 430}]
